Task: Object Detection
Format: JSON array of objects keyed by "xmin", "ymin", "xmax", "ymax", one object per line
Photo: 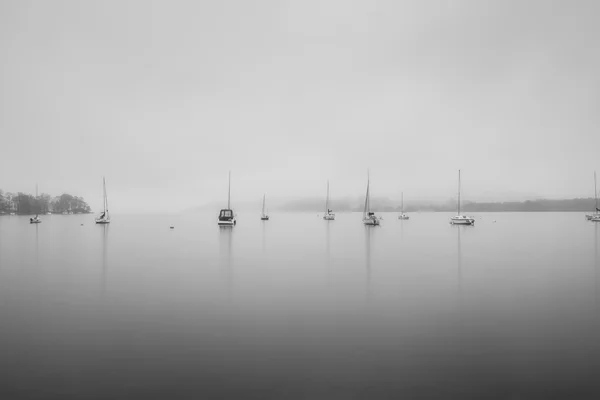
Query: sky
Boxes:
[{"xmin": 1, "ymin": 0, "xmax": 599, "ymax": 213}]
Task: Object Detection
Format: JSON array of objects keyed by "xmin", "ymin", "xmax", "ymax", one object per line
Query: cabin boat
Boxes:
[
  {"xmin": 95, "ymin": 177, "xmax": 110, "ymax": 224},
  {"xmin": 362, "ymin": 171, "xmax": 380, "ymax": 226},
  {"xmin": 323, "ymin": 180, "xmax": 335, "ymax": 220},
  {"xmin": 218, "ymin": 171, "xmax": 236, "ymax": 226},
  {"xmin": 450, "ymin": 170, "xmax": 474, "ymax": 225}
]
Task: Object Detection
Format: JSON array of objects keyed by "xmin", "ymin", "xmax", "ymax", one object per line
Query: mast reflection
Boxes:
[
  {"xmin": 365, "ymin": 225, "xmax": 372, "ymax": 304},
  {"xmin": 101, "ymin": 223, "xmax": 108, "ymax": 297},
  {"xmin": 219, "ymin": 226, "xmax": 233, "ymax": 301}
]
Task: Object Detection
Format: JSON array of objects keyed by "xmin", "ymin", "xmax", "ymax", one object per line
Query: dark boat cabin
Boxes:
[{"xmin": 219, "ymin": 209, "xmax": 234, "ymax": 222}]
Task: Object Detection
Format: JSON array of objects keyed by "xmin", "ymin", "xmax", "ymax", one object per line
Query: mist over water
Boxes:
[{"xmin": 1, "ymin": 213, "xmax": 599, "ymax": 398}]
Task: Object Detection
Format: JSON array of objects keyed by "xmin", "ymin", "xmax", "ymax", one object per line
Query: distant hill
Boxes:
[{"xmin": 190, "ymin": 197, "xmax": 600, "ymax": 213}]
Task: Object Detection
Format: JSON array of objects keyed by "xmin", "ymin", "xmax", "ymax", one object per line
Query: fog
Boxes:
[{"xmin": 1, "ymin": 0, "xmax": 599, "ymax": 213}]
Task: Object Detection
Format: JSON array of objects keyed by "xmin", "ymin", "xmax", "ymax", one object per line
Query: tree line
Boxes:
[{"xmin": 0, "ymin": 190, "xmax": 91, "ymax": 214}]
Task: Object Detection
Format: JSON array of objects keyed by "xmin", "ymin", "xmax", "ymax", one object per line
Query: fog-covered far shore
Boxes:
[{"xmin": 188, "ymin": 197, "xmax": 600, "ymax": 213}]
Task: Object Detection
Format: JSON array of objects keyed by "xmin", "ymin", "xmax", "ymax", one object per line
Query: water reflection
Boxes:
[
  {"xmin": 595, "ymin": 223, "xmax": 598, "ymax": 311},
  {"xmin": 456, "ymin": 225, "xmax": 463, "ymax": 313},
  {"xmin": 365, "ymin": 225, "xmax": 372, "ymax": 303},
  {"xmin": 35, "ymin": 223, "xmax": 39, "ymax": 267},
  {"xmin": 262, "ymin": 220, "xmax": 266, "ymax": 253},
  {"xmin": 101, "ymin": 224, "xmax": 109, "ymax": 297},
  {"xmin": 219, "ymin": 226, "xmax": 233, "ymax": 301}
]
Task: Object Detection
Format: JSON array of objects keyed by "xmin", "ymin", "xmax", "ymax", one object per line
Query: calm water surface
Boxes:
[{"xmin": 1, "ymin": 212, "xmax": 599, "ymax": 399}]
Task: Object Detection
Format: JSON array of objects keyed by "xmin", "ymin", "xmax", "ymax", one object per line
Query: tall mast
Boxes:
[
  {"xmin": 36, "ymin": 184, "xmax": 38, "ymax": 216},
  {"xmin": 262, "ymin": 193, "xmax": 266, "ymax": 215},
  {"xmin": 103, "ymin": 177, "xmax": 108, "ymax": 214},
  {"xmin": 364, "ymin": 170, "xmax": 370, "ymax": 217},
  {"xmin": 595, "ymin": 171, "xmax": 598, "ymax": 213},
  {"xmin": 401, "ymin": 191, "xmax": 404, "ymax": 213},
  {"xmin": 325, "ymin": 180, "xmax": 329, "ymax": 213},
  {"xmin": 457, "ymin": 169, "xmax": 461, "ymax": 215},
  {"xmin": 227, "ymin": 170, "xmax": 231, "ymax": 209}
]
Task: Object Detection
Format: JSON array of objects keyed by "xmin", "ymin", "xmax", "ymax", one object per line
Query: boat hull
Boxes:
[
  {"xmin": 95, "ymin": 219, "xmax": 110, "ymax": 224},
  {"xmin": 398, "ymin": 214, "xmax": 409, "ymax": 220},
  {"xmin": 323, "ymin": 214, "xmax": 335, "ymax": 220},
  {"xmin": 261, "ymin": 216, "xmax": 269, "ymax": 221},
  {"xmin": 450, "ymin": 216, "xmax": 474, "ymax": 225},
  {"xmin": 218, "ymin": 219, "xmax": 236, "ymax": 226}
]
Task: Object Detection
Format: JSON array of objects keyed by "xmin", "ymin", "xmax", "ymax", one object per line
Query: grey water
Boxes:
[{"xmin": 1, "ymin": 212, "xmax": 599, "ymax": 399}]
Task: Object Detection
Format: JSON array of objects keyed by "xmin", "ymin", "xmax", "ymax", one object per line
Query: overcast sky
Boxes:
[{"xmin": 1, "ymin": 0, "xmax": 599, "ymax": 212}]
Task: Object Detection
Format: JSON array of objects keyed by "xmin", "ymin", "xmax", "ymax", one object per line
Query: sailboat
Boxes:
[
  {"xmin": 586, "ymin": 171, "xmax": 600, "ymax": 221},
  {"xmin": 362, "ymin": 171, "xmax": 380, "ymax": 226},
  {"xmin": 218, "ymin": 171, "xmax": 236, "ymax": 226},
  {"xmin": 450, "ymin": 170, "xmax": 474, "ymax": 225},
  {"xmin": 323, "ymin": 180, "xmax": 335, "ymax": 220},
  {"xmin": 95, "ymin": 177, "xmax": 110, "ymax": 224},
  {"xmin": 30, "ymin": 184, "xmax": 41, "ymax": 224},
  {"xmin": 260, "ymin": 193, "xmax": 269, "ymax": 220},
  {"xmin": 398, "ymin": 191, "xmax": 409, "ymax": 220}
]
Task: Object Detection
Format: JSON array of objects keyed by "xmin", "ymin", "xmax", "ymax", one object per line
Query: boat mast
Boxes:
[
  {"xmin": 262, "ymin": 193, "xmax": 266, "ymax": 216},
  {"xmin": 595, "ymin": 171, "xmax": 598, "ymax": 213},
  {"xmin": 401, "ymin": 191, "xmax": 404, "ymax": 214},
  {"xmin": 103, "ymin": 177, "xmax": 108, "ymax": 215},
  {"xmin": 364, "ymin": 170, "xmax": 370, "ymax": 218},
  {"xmin": 325, "ymin": 180, "xmax": 329, "ymax": 214},
  {"xmin": 227, "ymin": 170, "xmax": 231, "ymax": 209},
  {"xmin": 457, "ymin": 169, "xmax": 461, "ymax": 215},
  {"xmin": 36, "ymin": 184, "xmax": 38, "ymax": 217}
]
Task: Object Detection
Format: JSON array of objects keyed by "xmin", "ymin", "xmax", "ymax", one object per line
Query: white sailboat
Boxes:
[
  {"xmin": 323, "ymin": 180, "xmax": 335, "ymax": 220},
  {"xmin": 363, "ymin": 171, "xmax": 380, "ymax": 226},
  {"xmin": 95, "ymin": 177, "xmax": 110, "ymax": 224},
  {"xmin": 30, "ymin": 184, "xmax": 41, "ymax": 224},
  {"xmin": 586, "ymin": 171, "xmax": 600, "ymax": 221},
  {"xmin": 450, "ymin": 169, "xmax": 474, "ymax": 225},
  {"xmin": 218, "ymin": 171, "xmax": 236, "ymax": 226},
  {"xmin": 398, "ymin": 191, "xmax": 409, "ymax": 220},
  {"xmin": 260, "ymin": 193, "xmax": 269, "ymax": 221}
]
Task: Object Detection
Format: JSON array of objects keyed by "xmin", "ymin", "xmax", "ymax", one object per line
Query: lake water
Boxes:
[{"xmin": 1, "ymin": 212, "xmax": 599, "ymax": 399}]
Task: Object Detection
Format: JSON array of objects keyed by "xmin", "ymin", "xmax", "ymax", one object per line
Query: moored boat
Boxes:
[
  {"xmin": 323, "ymin": 180, "xmax": 335, "ymax": 220},
  {"xmin": 218, "ymin": 171, "xmax": 236, "ymax": 226},
  {"xmin": 450, "ymin": 170, "xmax": 474, "ymax": 225},
  {"xmin": 362, "ymin": 171, "xmax": 380, "ymax": 226},
  {"xmin": 95, "ymin": 177, "xmax": 110, "ymax": 224}
]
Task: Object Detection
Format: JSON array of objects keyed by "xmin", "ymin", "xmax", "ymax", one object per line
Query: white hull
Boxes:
[
  {"xmin": 586, "ymin": 214, "xmax": 599, "ymax": 220},
  {"xmin": 218, "ymin": 219, "xmax": 236, "ymax": 226},
  {"xmin": 591, "ymin": 216, "xmax": 600, "ymax": 222},
  {"xmin": 95, "ymin": 218, "xmax": 110, "ymax": 224},
  {"xmin": 261, "ymin": 215, "xmax": 269, "ymax": 221},
  {"xmin": 30, "ymin": 218, "xmax": 41, "ymax": 224},
  {"xmin": 323, "ymin": 213, "xmax": 335, "ymax": 220},
  {"xmin": 450, "ymin": 216, "xmax": 474, "ymax": 225},
  {"xmin": 398, "ymin": 213, "xmax": 409, "ymax": 220}
]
